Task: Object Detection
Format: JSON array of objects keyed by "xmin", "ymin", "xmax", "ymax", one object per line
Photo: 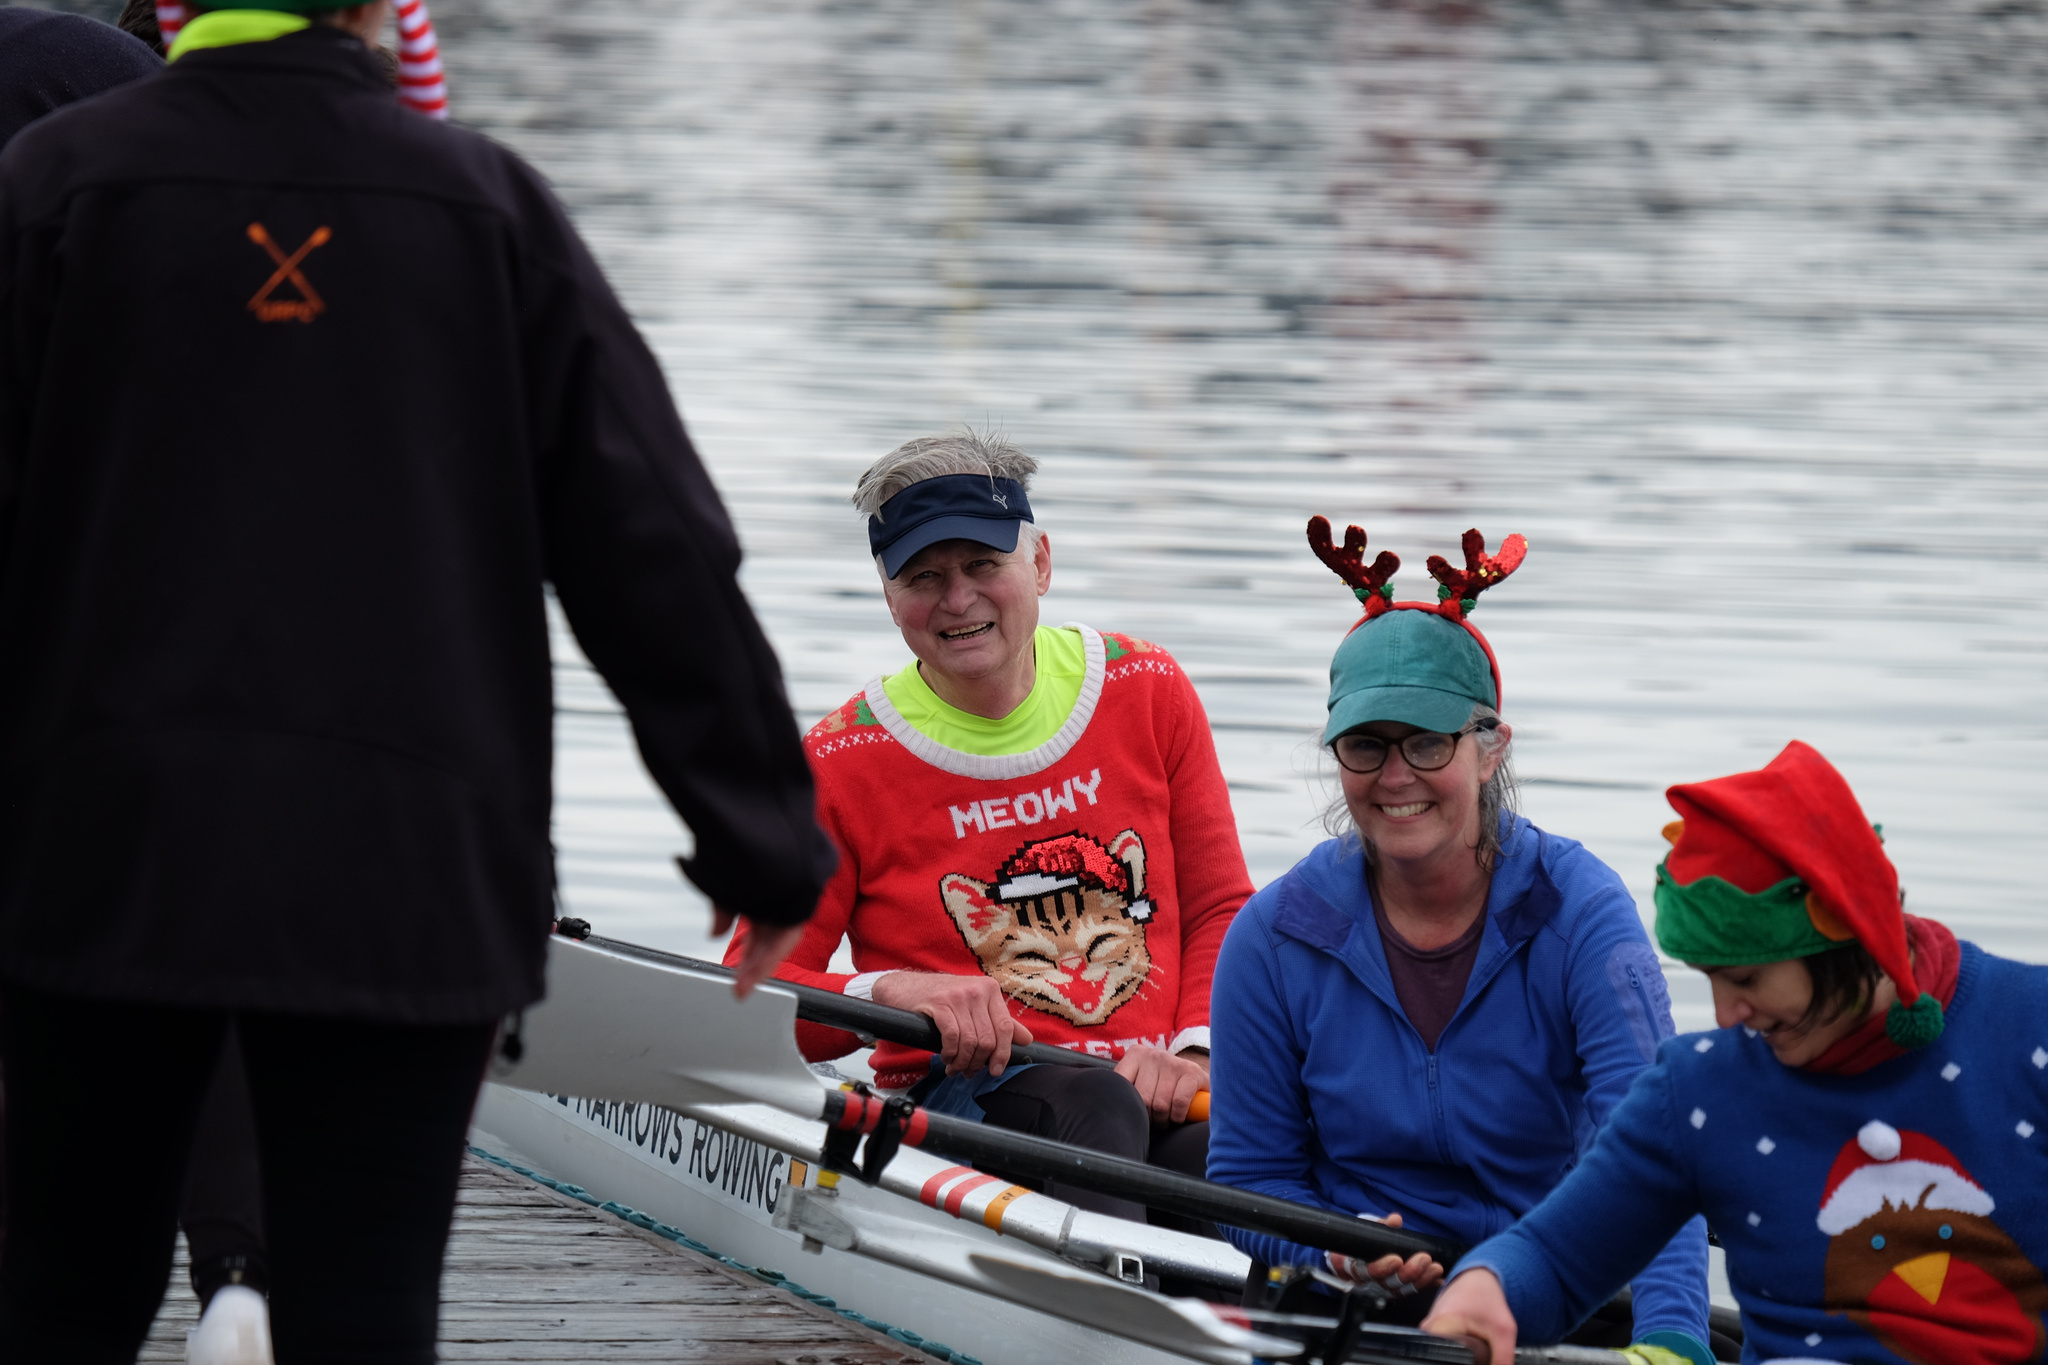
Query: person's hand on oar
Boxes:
[
  {"xmin": 1328, "ymin": 1212, "xmax": 1447, "ymax": 1296},
  {"xmin": 873, "ymin": 971, "xmax": 1035, "ymax": 1075},
  {"xmin": 1420, "ymin": 1265, "xmax": 1517, "ymax": 1363},
  {"xmin": 714, "ymin": 908, "xmax": 808, "ymax": 1000},
  {"xmin": 1116, "ymin": 1044, "xmax": 1209, "ymax": 1122}
]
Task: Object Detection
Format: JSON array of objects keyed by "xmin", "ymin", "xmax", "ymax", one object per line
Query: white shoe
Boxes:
[{"xmin": 186, "ymin": 1283, "xmax": 274, "ymax": 1365}]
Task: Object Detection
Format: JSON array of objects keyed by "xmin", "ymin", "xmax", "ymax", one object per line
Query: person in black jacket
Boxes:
[
  {"xmin": 0, "ymin": 8, "xmax": 279, "ymax": 1356},
  {"xmin": 115, "ymin": 0, "xmax": 168, "ymax": 55},
  {"xmin": 0, "ymin": 3, "xmax": 835, "ymax": 1360},
  {"xmin": 0, "ymin": 6, "xmax": 159, "ymax": 143}
]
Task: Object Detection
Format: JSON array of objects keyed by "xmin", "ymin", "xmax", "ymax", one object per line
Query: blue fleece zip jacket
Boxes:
[
  {"xmin": 1457, "ymin": 942, "xmax": 2048, "ymax": 1363},
  {"xmin": 1208, "ymin": 817, "xmax": 1710, "ymax": 1349}
]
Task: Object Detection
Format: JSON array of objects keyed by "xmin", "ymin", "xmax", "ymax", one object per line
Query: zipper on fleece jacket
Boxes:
[{"xmin": 1426, "ymin": 1053, "xmax": 1451, "ymax": 1161}]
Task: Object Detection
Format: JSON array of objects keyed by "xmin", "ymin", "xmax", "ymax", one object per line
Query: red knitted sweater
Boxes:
[{"xmin": 731, "ymin": 627, "xmax": 1251, "ymax": 1090}]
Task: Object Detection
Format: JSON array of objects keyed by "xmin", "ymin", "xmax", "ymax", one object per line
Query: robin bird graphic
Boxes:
[{"xmin": 1818, "ymin": 1120, "xmax": 2048, "ymax": 1364}]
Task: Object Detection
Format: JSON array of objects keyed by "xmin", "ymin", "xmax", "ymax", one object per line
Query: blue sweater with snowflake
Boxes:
[{"xmin": 1458, "ymin": 941, "xmax": 2048, "ymax": 1364}]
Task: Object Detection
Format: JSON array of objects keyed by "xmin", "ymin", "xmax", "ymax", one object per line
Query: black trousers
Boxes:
[
  {"xmin": 0, "ymin": 986, "xmax": 494, "ymax": 1364},
  {"xmin": 974, "ymin": 1064, "xmax": 1210, "ymax": 1226}
]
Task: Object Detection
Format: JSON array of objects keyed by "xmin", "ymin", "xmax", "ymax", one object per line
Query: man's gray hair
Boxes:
[
  {"xmin": 852, "ymin": 431, "xmax": 1039, "ymax": 522},
  {"xmin": 1322, "ymin": 702, "xmax": 1520, "ymax": 873}
]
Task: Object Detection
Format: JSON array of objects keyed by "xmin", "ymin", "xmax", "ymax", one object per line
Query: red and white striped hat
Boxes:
[
  {"xmin": 154, "ymin": 0, "xmax": 188, "ymax": 50},
  {"xmin": 155, "ymin": 0, "xmax": 449, "ymax": 119},
  {"xmin": 390, "ymin": 0, "xmax": 447, "ymax": 119}
]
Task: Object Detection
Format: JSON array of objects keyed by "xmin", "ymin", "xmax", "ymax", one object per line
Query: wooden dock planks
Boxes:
[{"xmin": 143, "ymin": 1154, "xmax": 928, "ymax": 1364}]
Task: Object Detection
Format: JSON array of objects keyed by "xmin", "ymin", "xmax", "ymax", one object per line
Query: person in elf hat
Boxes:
[
  {"xmin": 1206, "ymin": 520, "xmax": 1713, "ymax": 1363},
  {"xmin": 727, "ymin": 431, "xmax": 1249, "ymax": 1231},
  {"xmin": 1423, "ymin": 741, "xmax": 2048, "ymax": 1365}
]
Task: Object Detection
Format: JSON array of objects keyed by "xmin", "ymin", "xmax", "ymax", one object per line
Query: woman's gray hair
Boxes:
[
  {"xmin": 1321, "ymin": 702, "xmax": 1520, "ymax": 873},
  {"xmin": 852, "ymin": 430, "xmax": 1038, "ymax": 522}
]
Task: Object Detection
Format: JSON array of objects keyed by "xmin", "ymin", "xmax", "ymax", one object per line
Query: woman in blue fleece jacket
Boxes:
[
  {"xmin": 1423, "ymin": 742, "xmax": 2048, "ymax": 1364},
  {"xmin": 1208, "ymin": 521, "xmax": 1712, "ymax": 1362}
]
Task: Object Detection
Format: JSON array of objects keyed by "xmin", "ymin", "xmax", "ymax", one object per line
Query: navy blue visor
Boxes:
[{"xmin": 868, "ymin": 474, "xmax": 1034, "ymax": 578}]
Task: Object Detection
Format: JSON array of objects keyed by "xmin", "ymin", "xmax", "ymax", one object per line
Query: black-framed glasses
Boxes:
[{"xmin": 1330, "ymin": 719, "xmax": 1498, "ymax": 775}]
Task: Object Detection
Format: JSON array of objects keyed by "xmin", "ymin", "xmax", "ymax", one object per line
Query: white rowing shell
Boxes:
[{"xmin": 479, "ymin": 935, "xmax": 1282, "ymax": 1365}]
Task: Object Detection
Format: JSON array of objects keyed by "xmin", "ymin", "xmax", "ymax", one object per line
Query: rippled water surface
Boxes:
[{"xmin": 416, "ymin": 0, "xmax": 2047, "ymax": 1027}]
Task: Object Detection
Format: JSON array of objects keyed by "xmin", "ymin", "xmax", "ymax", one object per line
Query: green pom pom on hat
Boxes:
[{"xmin": 1885, "ymin": 992, "xmax": 1944, "ymax": 1048}]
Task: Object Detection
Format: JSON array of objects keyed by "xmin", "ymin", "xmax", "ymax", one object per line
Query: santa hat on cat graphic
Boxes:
[
  {"xmin": 996, "ymin": 832, "xmax": 1153, "ymax": 922},
  {"xmin": 155, "ymin": 0, "xmax": 449, "ymax": 118},
  {"xmin": 1816, "ymin": 1120, "xmax": 1994, "ymax": 1236}
]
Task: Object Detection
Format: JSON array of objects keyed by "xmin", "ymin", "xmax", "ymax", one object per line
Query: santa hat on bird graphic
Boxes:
[{"xmin": 1817, "ymin": 1120, "xmax": 1994, "ymax": 1237}]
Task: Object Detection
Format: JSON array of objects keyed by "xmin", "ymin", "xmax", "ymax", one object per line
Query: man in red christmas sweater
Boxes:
[{"xmin": 728, "ymin": 432, "xmax": 1251, "ymax": 1220}]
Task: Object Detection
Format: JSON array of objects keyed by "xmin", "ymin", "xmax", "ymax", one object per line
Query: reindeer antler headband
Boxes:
[
  {"xmin": 1309, "ymin": 517, "xmax": 1526, "ymax": 713},
  {"xmin": 1307, "ymin": 517, "xmax": 1526, "ymax": 623}
]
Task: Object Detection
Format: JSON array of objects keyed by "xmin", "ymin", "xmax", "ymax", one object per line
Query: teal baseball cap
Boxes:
[{"xmin": 1323, "ymin": 609, "xmax": 1499, "ymax": 742}]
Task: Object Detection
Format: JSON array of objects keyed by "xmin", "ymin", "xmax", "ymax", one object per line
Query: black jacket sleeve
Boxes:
[{"xmin": 516, "ymin": 167, "xmax": 834, "ymax": 926}]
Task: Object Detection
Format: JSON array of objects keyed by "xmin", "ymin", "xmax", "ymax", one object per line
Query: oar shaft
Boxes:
[
  {"xmin": 581, "ymin": 933, "xmax": 1216, "ymax": 1108},
  {"xmin": 822, "ymin": 1089, "xmax": 1462, "ymax": 1267},
  {"xmin": 592, "ymin": 934, "xmax": 1118, "ymax": 1068}
]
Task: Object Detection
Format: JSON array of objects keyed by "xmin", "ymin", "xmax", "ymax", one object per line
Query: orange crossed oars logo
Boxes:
[{"xmin": 246, "ymin": 222, "xmax": 332, "ymax": 323}]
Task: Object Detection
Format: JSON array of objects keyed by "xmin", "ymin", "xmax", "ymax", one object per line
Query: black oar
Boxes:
[
  {"xmin": 817, "ymin": 1079, "xmax": 1462, "ymax": 1268},
  {"xmin": 576, "ymin": 927, "xmax": 1218, "ymax": 1117},
  {"xmin": 572, "ymin": 925, "xmax": 1121, "ymax": 1070}
]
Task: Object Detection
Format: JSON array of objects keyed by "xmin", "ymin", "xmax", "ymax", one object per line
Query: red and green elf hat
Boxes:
[{"xmin": 1653, "ymin": 740, "xmax": 1941, "ymax": 1048}]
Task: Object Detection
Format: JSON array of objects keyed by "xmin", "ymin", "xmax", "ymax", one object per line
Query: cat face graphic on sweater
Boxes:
[{"xmin": 939, "ymin": 830, "xmax": 1154, "ymax": 1026}]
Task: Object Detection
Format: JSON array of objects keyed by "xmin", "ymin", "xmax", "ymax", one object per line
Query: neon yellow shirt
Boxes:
[
  {"xmin": 167, "ymin": 11, "xmax": 310, "ymax": 63},
  {"xmin": 880, "ymin": 625, "xmax": 1085, "ymax": 756}
]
